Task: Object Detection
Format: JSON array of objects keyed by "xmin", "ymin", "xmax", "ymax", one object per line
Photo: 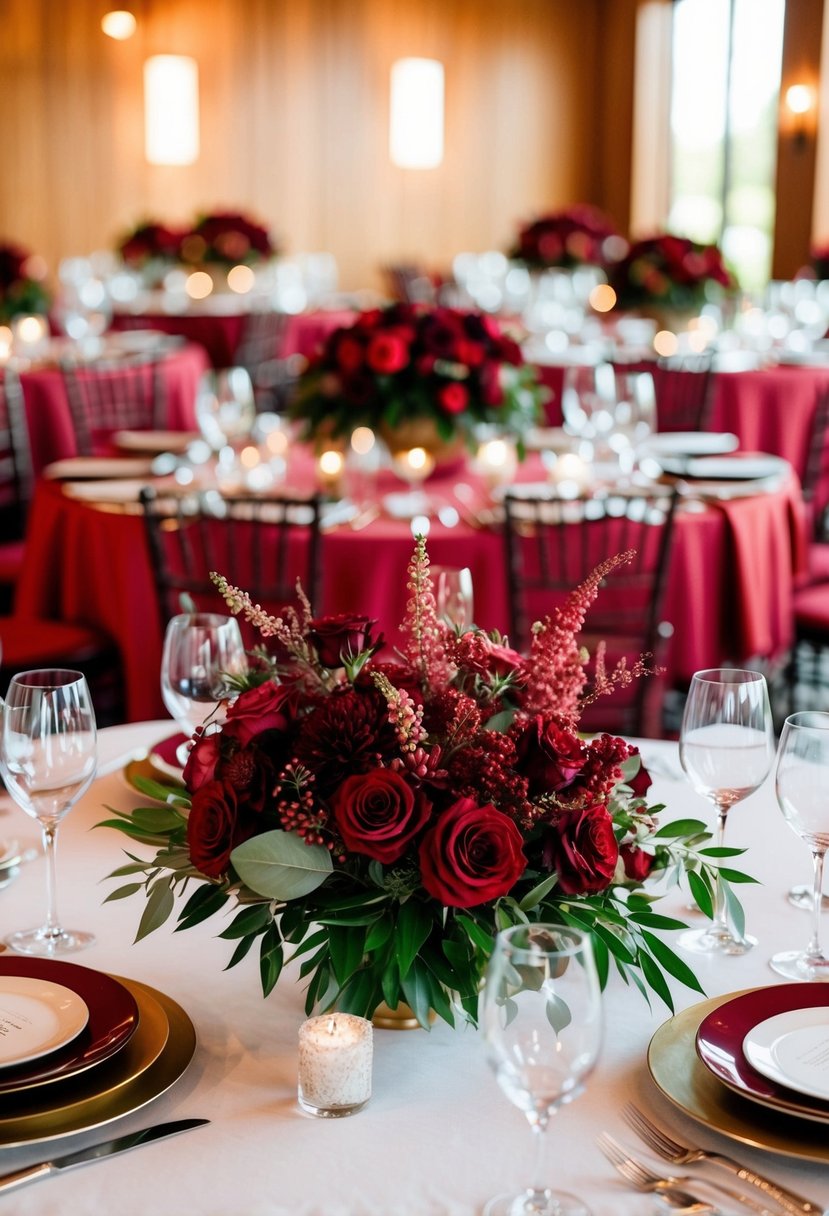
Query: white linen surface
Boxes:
[{"xmin": 0, "ymin": 721, "xmax": 827, "ymax": 1216}]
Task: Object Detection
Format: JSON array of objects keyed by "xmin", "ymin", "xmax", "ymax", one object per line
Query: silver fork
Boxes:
[
  {"xmin": 597, "ymin": 1133, "xmax": 718, "ymax": 1212},
  {"xmin": 598, "ymin": 1133, "xmax": 778, "ymax": 1216},
  {"xmin": 623, "ymin": 1104, "xmax": 824, "ymax": 1216}
]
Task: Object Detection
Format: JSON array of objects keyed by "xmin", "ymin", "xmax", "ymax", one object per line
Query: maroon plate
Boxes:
[
  {"xmin": 696, "ymin": 983, "xmax": 829, "ymax": 1123},
  {"xmin": 0, "ymin": 958, "xmax": 139, "ymax": 1094}
]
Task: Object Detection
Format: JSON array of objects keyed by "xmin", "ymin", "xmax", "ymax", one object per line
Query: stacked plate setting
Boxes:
[{"xmin": 0, "ymin": 959, "xmax": 195, "ymax": 1149}]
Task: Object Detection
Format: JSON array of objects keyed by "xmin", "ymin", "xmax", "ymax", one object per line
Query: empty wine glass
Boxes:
[
  {"xmin": 561, "ymin": 362, "xmax": 616, "ymax": 461},
  {"xmin": 771, "ymin": 711, "xmax": 829, "ymax": 981},
  {"xmin": 0, "ymin": 669, "xmax": 97, "ymax": 955},
  {"xmin": 195, "ymin": 368, "xmax": 256, "ymax": 450},
  {"xmin": 430, "ymin": 565, "xmax": 474, "ymax": 629},
  {"xmin": 678, "ymin": 668, "xmax": 774, "ymax": 955},
  {"xmin": 481, "ymin": 924, "xmax": 602, "ymax": 1216},
  {"xmin": 161, "ymin": 613, "xmax": 247, "ymax": 765}
]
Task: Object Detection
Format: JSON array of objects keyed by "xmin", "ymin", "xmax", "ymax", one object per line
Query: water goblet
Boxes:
[
  {"xmin": 160, "ymin": 613, "xmax": 247, "ymax": 765},
  {"xmin": 195, "ymin": 367, "xmax": 256, "ymax": 451},
  {"xmin": 0, "ymin": 669, "xmax": 97, "ymax": 955},
  {"xmin": 481, "ymin": 924, "xmax": 603, "ymax": 1216},
  {"xmin": 430, "ymin": 565, "xmax": 474, "ymax": 630},
  {"xmin": 771, "ymin": 711, "xmax": 829, "ymax": 981},
  {"xmin": 677, "ymin": 668, "xmax": 774, "ymax": 955}
]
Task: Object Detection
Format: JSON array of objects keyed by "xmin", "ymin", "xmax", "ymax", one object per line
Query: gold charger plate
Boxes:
[
  {"xmin": 0, "ymin": 976, "xmax": 195, "ymax": 1149},
  {"xmin": 648, "ymin": 989, "xmax": 829, "ymax": 1164}
]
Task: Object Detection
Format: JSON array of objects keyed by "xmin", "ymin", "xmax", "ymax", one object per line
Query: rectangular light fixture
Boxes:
[
  {"xmin": 144, "ymin": 55, "xmax": 200, "ymax": 165},
  {"xmin": 389, "ymin": 57, "xmax": 444, "ymax": 169}
]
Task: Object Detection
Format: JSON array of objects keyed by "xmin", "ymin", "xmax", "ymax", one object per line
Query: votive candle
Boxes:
[{"xmin": 297, "ymin": 1013, "xmax": 373, "ymax": 1117}]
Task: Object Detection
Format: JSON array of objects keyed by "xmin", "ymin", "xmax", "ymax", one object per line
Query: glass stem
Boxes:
[
  {"xmin": 711, "ymin": 804, "xmax": 731, "ymax": 936},
  {"xmin": 808, "ymin": 850, "xmax": 826, "ymax": 961},
  {"xmin": 526, "ymin": 1115, "xmax": 551, "ymax": 1208},
  {"xmin": 41, "ymin": 822, "xmax": 62, "ymax": 944}
]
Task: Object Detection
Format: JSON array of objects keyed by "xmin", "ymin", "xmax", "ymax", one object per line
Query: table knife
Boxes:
[{"xmin": 0, "ymin": 1117, "xmax": 209, "ymax": 1195}]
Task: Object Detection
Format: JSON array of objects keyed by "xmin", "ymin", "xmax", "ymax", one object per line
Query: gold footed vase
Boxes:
[
  {"xmin": 378, "ymin": 417, "xmax": 466, "ymax": 469},
  {"xmin": 372, "ymin": 1001, "xmax": 436, "ymax": 1030}
]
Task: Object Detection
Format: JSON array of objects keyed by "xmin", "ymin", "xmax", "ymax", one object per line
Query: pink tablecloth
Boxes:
[
  {"xmin": 14, "ymin": 459, "xmax": 805, "ymax": 723},
  {"xmin": 20, "ymin": 343, "xmax": 209, "ymax": 475}
]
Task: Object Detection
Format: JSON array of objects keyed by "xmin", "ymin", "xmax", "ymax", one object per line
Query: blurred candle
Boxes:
[
  {"xmin": 475, "ymin": 435, "xmax": 517, "ymax": 489},
  {"xmin": 12, "ymin": 314, "xmax": 48, "ymax": 357},
  {"xmin": 297, "ymin": 1013, "xmax": 373, "ymax": 1117},
  {"xmin": 0, "ymin": 326, "xmax": 12, "ymax": 361},
  {"xmin": 316, "ymin": 447, "xmax": 345, "ymax": 495},
  {"xmin": 547, "ymin": 451, "xmax": 591, "ymax": 496},
  {"xmin": 392, "ymin": 445, "xmax": 435, "ymax": 483}
]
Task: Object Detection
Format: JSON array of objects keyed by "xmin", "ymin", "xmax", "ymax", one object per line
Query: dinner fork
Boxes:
[
  {"xmin": 622, "ymin": 1105, "xmax": 825, "ymax": 1216},
  {"xmin": 597, "ymin": 1133, "xmax": 717, "ymax": 1212},
  {"xmin": 598, "ymin": 1133, "xmax": 778, "ymax": 1216}
]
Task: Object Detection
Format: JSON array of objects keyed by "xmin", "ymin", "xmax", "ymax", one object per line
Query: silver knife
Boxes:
[{"xmin": 0, "ymin": 1117, "xmax": 209, "ymax": 1195}]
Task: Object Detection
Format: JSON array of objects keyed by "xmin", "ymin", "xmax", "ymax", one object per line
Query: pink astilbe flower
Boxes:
[{"xmin": 399, "ymin": 536, "xmax": 454, "ymax": 690}]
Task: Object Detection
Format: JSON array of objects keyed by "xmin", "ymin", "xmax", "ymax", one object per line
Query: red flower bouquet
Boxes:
[
  {"xmin": 0, "ymin": 241, "xmax": 50, "ymax": 324},
  {"xmin": 510, "ymin": 205, "xmax": 621, "ymax": 270},
  {"xmin": 180, "ymin": 210, "xmax": 276, "ymax": 267},
  {"xmin": 117, "ymin": 220, "xmax": 185, "ymax": 270},
  {"xmin": 290, "ymin": 303, "xmax": 542, "ymax": 450},
  {"xmin": 810, "ymin": 244, "xmax": 829, "ymax": 280},
  {"xmin": 102, "ymin": 540, "xmax": 749, "ymax": 1027},
  {"xmin": 609, "ymin": 233, "xmax": 736, "ymax": 311}
]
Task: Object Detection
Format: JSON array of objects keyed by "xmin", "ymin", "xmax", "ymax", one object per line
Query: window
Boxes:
[{"xmin": 668, "ymin": 0, "xmax": 786, "ymax": 290}]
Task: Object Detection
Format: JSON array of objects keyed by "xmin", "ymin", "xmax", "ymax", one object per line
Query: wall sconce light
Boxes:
[
  {"xmin": 389, "ymin": 57, "xmax": 444, "ymax": 169},
  {"xmin": 101, "ymin": 10, "xmax": 137, "ymax": 39},
  {"xmin": 144, "ymin": 55, "xmax": 200, "ymax": 165},
  {"xmin": 784, "ymin": 83, "xmax": 815, "ymax": 150}
]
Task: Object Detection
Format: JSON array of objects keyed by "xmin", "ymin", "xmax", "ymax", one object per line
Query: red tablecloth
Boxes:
[
  {"xmin": 13, "ymin": 460, "xmax": 805, "ymax": 723},
  {"xmin": 20, "ymin": 343, "xmax": 209, "ymax": 475}
]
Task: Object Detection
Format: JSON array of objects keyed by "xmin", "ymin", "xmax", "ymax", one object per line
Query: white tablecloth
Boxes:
[{"xmin": 1, "ymin": 721, "xmax": 828, "ymax": 1216}]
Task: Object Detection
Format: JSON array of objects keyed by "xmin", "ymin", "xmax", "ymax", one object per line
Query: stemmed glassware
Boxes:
[
  {"xmin": 678, "ymin": 668, "xmax": 774, "ymax": 955},
  {"xmin": 0, "ymin": 669, "xmax": 97, "ymax": 955},
  {"xmin": 771, "ymin": 711, "xmax": 829, "ymax": 981},
  {"xmin": 195, "ymin": 368, "xmax": 257, "ymax": 451},
  {"xmin": 481, "ymin": 924, "xmax": 603, "ymax": 1216},
  {"xmin": 161, "ymin": 613, "xmax": 247, "ymax": 765},
  {"xmin": 430, "ymin": 566, "xmax": 474, "ymax": 630}
]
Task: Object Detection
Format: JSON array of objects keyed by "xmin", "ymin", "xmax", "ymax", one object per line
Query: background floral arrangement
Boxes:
[
  {"xmin": 0, "ymin": 240, "xmax": 51, "ymax": 323},
  {"xmin": 290, "ymin": 303, "xmax": 543, "ymax": 449},
  {"xmin": 810, "ymin": 243, "xmax": 829, "ymax": 280},
  {"xmin": 609, "ymin": 232, "xmax": 736, "ymax": 311},
  {"xmin": 509, "ymin": 205, "xmax": 621, "ymax": 269},
  {"xmin": 101, "ymin": 539, "xmax": 750, "ymax": 1028},
  {"xmin": 117, "ymin": 220, "xmax": 184, "ymax": 270},
  {"xmin": 117, "ymin": 210, "xmax": 276, "ymax": 271}
]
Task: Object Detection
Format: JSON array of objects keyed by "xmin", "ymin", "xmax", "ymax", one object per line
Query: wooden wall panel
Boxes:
[{"xmin": 0, "ymin": 0, "xmax": 609, "ymax": 291}]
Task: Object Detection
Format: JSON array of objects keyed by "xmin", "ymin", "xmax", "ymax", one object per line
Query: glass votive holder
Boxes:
[
  {"xmin": 11, "ymin": 314, "xmax": 49, "ymax": 358},
  {"xmin": 297, "ymin": 1013, "xmax": 373, "ymax": 1118}
]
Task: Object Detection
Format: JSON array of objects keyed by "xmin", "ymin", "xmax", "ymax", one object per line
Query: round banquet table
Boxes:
[
  {"xmin": 19, "ymin": 343, "xmax": 209, "ymax": 476},
  {"xmin": 0, "ymin": 721, "xmax": 827, "ymax": 1215},
  {"xmin": 13, "ymin": 454, "xmax": 806, "ymax": 724}
]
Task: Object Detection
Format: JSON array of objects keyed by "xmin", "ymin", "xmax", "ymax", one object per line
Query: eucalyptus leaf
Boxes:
[
  {"xmin": 135, "ymin": 877, "xmax": 175, "ymax": 942},
  {"xmin": 545, "ymin": 994, "xmax": 572, "ymax": 1034},
  {"xmin": 231, "ymin": 830, "xmax": 333, "ymax": 900}
]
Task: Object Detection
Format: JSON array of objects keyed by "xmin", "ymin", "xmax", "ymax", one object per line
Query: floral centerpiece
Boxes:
[
  {"xmin": 609, "ymin": 232, "xmax": 735, "ymax": 314},
  {"xmin": 509, "ymin": 205, "xmax": 621, "ymax": 270},
  {"xmin": 289, "ymin": 303, "xmax": 543, "ymax": 455},
  {"xmin": 101, "ymin": 540, "xmax": 750, "ymax": 1028},
  {"xmin": 116, "ymin": 220, "xmax": 185, "ymax": 272},
  {"xmin": 179, "ymin": 210, "xmax": 276, "ymax": 268},
  {"xmin": 0, "ymin": 241, "xmax": 51, "ymax": 324},
  {"xmin": 810, "ymin": 244, "xmax": 829, "ymax": 281}
]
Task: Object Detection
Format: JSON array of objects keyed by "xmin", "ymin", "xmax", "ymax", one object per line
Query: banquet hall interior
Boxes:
[{"xmin": 7, "ymin": 5, "xmax": 829, "ymax": 1216}]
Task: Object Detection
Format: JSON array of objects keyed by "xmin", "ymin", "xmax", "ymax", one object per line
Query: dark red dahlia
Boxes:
[{"xmin": 292, "ymin": 687, "xmax": 398, "ymax": 796}]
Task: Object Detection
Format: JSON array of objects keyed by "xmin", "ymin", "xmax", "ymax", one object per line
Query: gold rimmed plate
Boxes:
[
  {"xmin": 0, "ymin": 976, "xmax": 195, "ymax": 1149},
  {"xmin": 648, "ymin": 989, "xmax": 829, "ymax": 1163}
]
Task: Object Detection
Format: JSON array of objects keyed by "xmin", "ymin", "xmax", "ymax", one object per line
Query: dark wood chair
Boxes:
[
  {"xmin": 503, "ymin": 486, "xmax": 679, "ymax": 737},
  {"xmin": 652, "ymin": 351, "xmax": 715, "ymax": 433},
  {"xmin": 799, "ymin": 387, "xmax": 829, "ymax": 583},
  {"xmin": 0, "ymin": 365, "xmax": 33, "ymax": 610},
  {"xmin": 139, "ymin": 487, "xmax": 323, "ymax": 639},
  {"xmin": 60, "ymin": 351, "xmax": 168, "ymax": 455},
  {"xmin": 235, "ymin": 310, "xmax": 300, "ymax": 413}
]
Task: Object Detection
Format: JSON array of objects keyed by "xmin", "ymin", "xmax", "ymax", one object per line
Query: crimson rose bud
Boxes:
[
  {"xmin": 620, "ymin": 843, "xmax": 655, "ymax": 883},
  {"xmin": 419, "ymin": 796, "xmax": 526, "ymax": 908},
  {"xmin": 627, "ymin": 752, "xmax": 653, "ymax": 798},
  {"xmin": 187, "ymin": 779, "xmax": 240, "ymax": 878},
  {"xmin": 307, "ymin": 614, "xmax": 378, "ymax": 669},
  {"xmin": 515, "ymin": 716, "xmax": 586, "ymax": 796},
  {"xmin": 223, "ymin": 681, "xmax": 294, "ymax": 747},
  {"xmin": 546, "ymin": 803, "xmax": 619, "ymax": 896},
  {"xmin": 182, "ymin": 731, "xmax": 222, "ymax": 794},
  {"xmin": 330, "ymin": 768, "xmax": 431, "ymax": 864}
]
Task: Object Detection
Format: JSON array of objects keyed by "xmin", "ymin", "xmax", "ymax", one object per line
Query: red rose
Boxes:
[
  {"xmin": 627, "ymin": 751, "xmax": 653, "ymax": 798},
  {"xmin": 365, "ymin": 332, "xmax": 409, "ymax": 374},
  {"xmin": 187, "ymin": 779, "xmax": 242, "ymax": 878},
  {"xmin": 546, "ymin": 803, "xmax": 619, "ymax": 895},
  {"xmin": 335, "ymin": 335, "xmax": 364, "ymax": 375},
  {"xmin": 419, "ymin": 796, "xmax": 526, "ymax": 908},
  {"xmin": 308, "ymin": 614, "xmax": 379, "ymax": 669},
  {"xmin": 224, "ymin": 681, "xmax": 294, "ymax": 747},
  {"xmin": 515, "ymin": 716, "xmax": 587, "ymax": 797},
  {"xmin": 438, "ymin": 382, "xmax": 469, "ymax": 414},
  {"xmin": 182, "ymin": 731, "xmax": 222, "ymax": 793},
  {"xmin": 330, "ymin": 768, "xmax": 431, "ymax": 864},
  {"xmin": 620, "ymin": 843, "xmax": 655, "ymax": 883},
  {"xmin": 453, "ymin": 632, "xmax": 524, "ymax": 681}
]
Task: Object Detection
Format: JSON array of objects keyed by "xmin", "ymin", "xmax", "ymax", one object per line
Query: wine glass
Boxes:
[
  {"xmin": 677, "ymin": 668, "xmax": 774, "ymax": 955},
  {"xmin": 195, "ymin": 368, "xmax": 256, "ymax": 451},
  {"xmin": 560, "ymin": 362, "xmax": 617, "ymax": 460},
  {"xmin": 771, "ymin": 711, "xmax": 829, "ymax": 981},
  {"xmin": 161, "ymin": 613, "xmax": 247, "ymax": 765},
  {"xmin": 430, "ymin": 565, "xmax": 474, "ymax": 629},
  {"xmin": 0, "ymin": 669, "xmax": 97, "ymax": 955},
  {"xmin": 481, "ymin": 924, "xmax": 603, "ymax": 1216}
]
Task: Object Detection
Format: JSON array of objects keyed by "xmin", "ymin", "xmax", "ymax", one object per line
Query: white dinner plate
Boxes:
[
  {"xmin": 663, "ymin": 454, "xmax": 788, "ymax": 481},
  {"xmin": 641, "ymin": 432, "xmax": 739, "ymax": 458},
  {"xmin": 62, "ymin": 478, "xmax": 151, "ymax": 503},
  {"xmin": 113, "ymin": 429, "xmax": 198, "ymax": 455},
  {"xmin": 744, "ymin": 1008, "xmax": 829, "ymax": 1102},
  {"xmin": 0, "ymin": 977, "xmax": 89, "ymax": 1068},
  {"xmin": 44, "ymin": 457, "xmax": 155, "ymax": 481},
  {"xmin": 712, "ymin": 350, "xmax": 764, "ymax": 373},
  {"xmin": 774, "ymin": 349, "xmax": 829, "ymax": 367}
]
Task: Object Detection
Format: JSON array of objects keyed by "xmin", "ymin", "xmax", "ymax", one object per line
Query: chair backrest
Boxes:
[
  {"xmin": 802, "ymin": 386, "xmax": 829, "ymax": 539},
  {"xmin": 139, "ymin": 487, "xmax": 323, "ymax": 639},
  {"xmin": 383, "ymin": 265, "xmax": 436, "ymax": 305},
  {"xmin": 503, "ymin": 487, "xmax": 679, "ymax": 735},
  {"xmin": 60, "ymin": 352, "xmax": 168, "ymax": 455},
  {"xmin": 653, "ymin": 351, "xmax": 715, "ymax": 432},
  {"xmin": 0, "ymin": 365, "xmax": 33, "ymax": 540},
  {"xmin": 235, "ymin": 310, "xmax": 298, "ymax": 412}
]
